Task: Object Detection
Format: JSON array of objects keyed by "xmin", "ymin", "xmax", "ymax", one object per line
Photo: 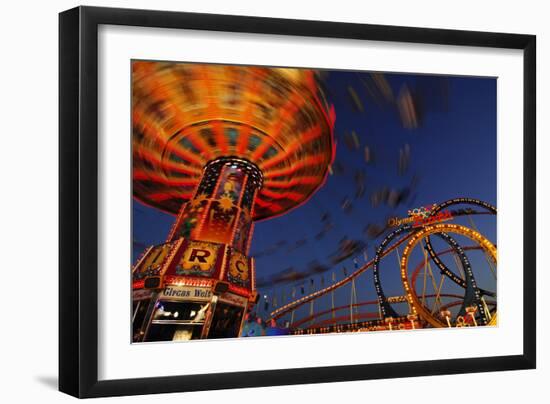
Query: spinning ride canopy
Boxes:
[{"xmin": 132, "ymin": 61, "xmax": 336, "ymax": 220}]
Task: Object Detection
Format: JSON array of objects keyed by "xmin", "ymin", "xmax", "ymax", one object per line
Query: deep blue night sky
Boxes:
[{"xmin": 133, "ymin": 69, "xmax": 496, "ymax": 321}]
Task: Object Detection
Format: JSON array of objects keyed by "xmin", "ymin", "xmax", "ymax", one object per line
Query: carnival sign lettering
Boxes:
[
  {"xmin": 180, "ymin": 241, "xmax": 219, "ymax": 272},
  {"xmin": 387, "ymin": 215, "xmax": 416, "ymax": 227},
  {"xmin": 408, "ymin": 204, "xmax": 437, "ymax": 218},
  {"xmin": 162, "ymin": 286, "xmax": 212, "ymax": 301},
  {"xmin": 219, "ymin": 292, "xmax": 248, "ymax": 307},
  {"xmin": 132, "ymin": 288, "xmax": 153, "ymax": 300},
  {"xmin": 411, "ymin": 210, "xmax": 453, "ymax": 227},
  {"xmin": 229, "ymin": 251, "xmax": 249, "ymax": 282},
  {"xmin": 388, "ymin": 205, "xmax": 453, "ymax": 228}
]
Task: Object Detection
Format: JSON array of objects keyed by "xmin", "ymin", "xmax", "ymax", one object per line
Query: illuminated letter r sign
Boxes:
[
  {"xmin": 180, "ymin": 241, "xmax": 219, "ymax": 272},
  {"xmin": 189, "ymin": 248, "xmax": 211, "ymax": 263}
]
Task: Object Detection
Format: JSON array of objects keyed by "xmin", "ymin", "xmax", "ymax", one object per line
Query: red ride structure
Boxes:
[{"xmin": 131, "ymin": 61, "xmax": 335, "ymax": 341}]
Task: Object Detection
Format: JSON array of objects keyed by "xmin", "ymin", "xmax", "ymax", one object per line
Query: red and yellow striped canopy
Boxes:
[{"xmin": 132, "ymin": 61, "xmax": 335, "ymax": 220}]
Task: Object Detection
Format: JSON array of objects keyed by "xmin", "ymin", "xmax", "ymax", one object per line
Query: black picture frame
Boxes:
[{"xmin": 59, "ymin": 5, "xmax": 536, "ymax": 398}]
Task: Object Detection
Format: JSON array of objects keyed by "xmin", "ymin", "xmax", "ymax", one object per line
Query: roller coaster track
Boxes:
[
  {"xmin": 270, "ymin": 231, "xmax": 414, "ymax": 320},
  {"xmin": 270, "ymin": 198, "xmax": 497, "ymax": 323},
  {"xmin": 291, "ymin": 246, "xmax": 485, "ymax": 328},
  {"xmin": 291, "ymin": 293, "xmax": 466, "ymax": 328},
  {"xmin": 374, "ymin": 198, "xmax": 496, "ymax": 319},
  {"xmin": 400, "ymin": 223, "xmax": 497, "ymax": 327}
]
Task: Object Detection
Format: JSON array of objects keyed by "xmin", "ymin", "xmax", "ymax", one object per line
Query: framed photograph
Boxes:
[{"xmin": 59, "ymin": 6, "xmax": 536, "ymax": 398}]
